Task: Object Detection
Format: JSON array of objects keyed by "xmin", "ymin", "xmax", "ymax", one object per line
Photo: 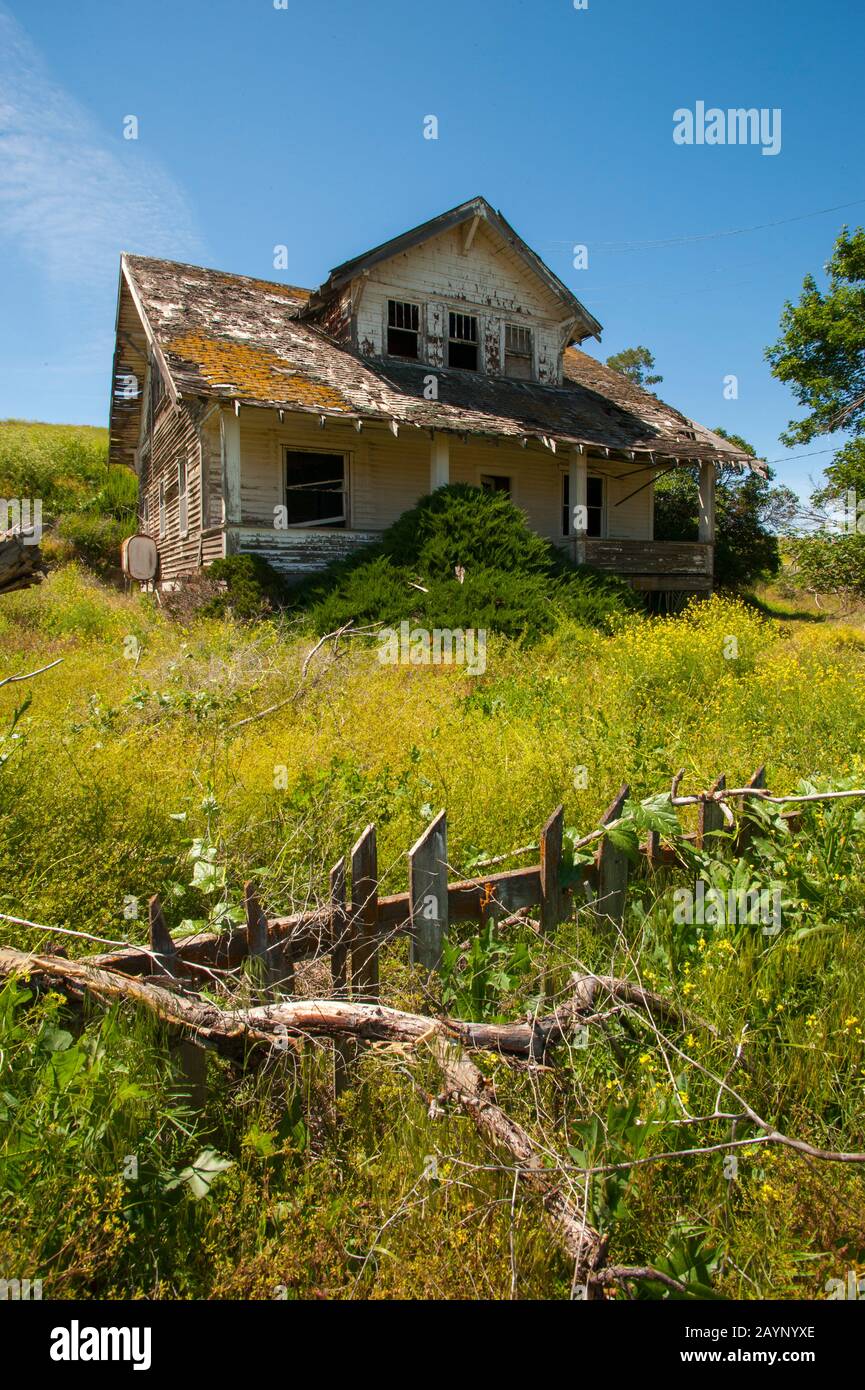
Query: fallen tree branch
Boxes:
[
  {"xmin": 0, "ymin": 657, "xmax": 63, "ymax": 690},
  {"xmin": 224, "ymin": 622, "xmax": 379, "ymax": 734},
  {"xmin": 432, "ymin": 1037, "xmax": 609, "ymax": 1292},
  {"xmin": 0, "ymin": 947, "xmax": 683, "ymax": 1066},
  {"xmin": 670, "ymin": 767, "xmax": 865, "ymax": 810}
]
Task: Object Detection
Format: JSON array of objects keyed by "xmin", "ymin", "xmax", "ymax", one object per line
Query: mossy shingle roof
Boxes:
[{"xmin": 121, "ymin": 253, "xmax": 762, "ymax": 471}]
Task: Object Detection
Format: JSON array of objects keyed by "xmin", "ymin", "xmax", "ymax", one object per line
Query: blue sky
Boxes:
[{"xmin": 1, "ymin": 0, "xmax": 862, "ymax": 502}]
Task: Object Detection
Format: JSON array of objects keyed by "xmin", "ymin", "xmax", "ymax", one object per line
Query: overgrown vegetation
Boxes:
[
  {"xmin": 0, "ymin": 420, "xmax": 135, "ymax": 570},
  {"xmin": 1, "ymin": 559, "xmax": 863, "ymax": 1299},
  {"xmin": 293, "ymin": 484, "xmax": 640, "ymax": 638}
]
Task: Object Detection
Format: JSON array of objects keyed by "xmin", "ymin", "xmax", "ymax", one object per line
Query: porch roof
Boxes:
[{"xmin": 113, "ymin": 253, "xmax": 764, "ymax": 474}]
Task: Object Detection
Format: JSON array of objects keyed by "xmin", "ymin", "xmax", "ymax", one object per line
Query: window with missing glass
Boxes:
[
  {"xmin": 480, "ymin": 474, "xmax": 511, "ymax": 495},
  {"xmin": 177, "ymin": 454, "xmax": 188, "ymax": 538},
  {"xmin": 285, "ymin": 450, "xmax": 346, "ymax": 527},
  {"xmin": 562, "ymin": 472, "xmax": 604, "ymax": 537},
  {"xmin": 387, "ymin": 300, "xmax": 420, "ymax": 358},
  {"xmin": 448, "ymin": 311, "xmax": 479, "ymax": 370},
  {"xmin": 149, "ymin": 358, "xmax": 165, "ymax": 419},
  {"xmin": 504, "ymin": 323, "xmax": 533, "ymax": 379}
]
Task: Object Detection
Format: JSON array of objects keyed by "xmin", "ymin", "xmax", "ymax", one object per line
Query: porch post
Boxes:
[
  {"xmin": 220, "ymin": 409, "xmax": 242, "ymax": 525},
  {"xmin": 570, "ymin": 446, "xmax": 588, "ymax": 564},
  {"xmin": 430, "ymin": 432, "xmax": 449, "ymax": 491},
  {"xmin": 697, "ymin": 460, "xmax": 716, "ymax": 543}
]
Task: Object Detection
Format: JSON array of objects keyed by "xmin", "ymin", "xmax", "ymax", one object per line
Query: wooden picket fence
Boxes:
[{"xmin": 86, "ymin": 764, "xmax": 771, "ymax": 1006}]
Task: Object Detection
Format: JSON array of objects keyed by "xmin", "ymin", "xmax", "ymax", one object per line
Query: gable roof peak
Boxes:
[{"xmin": 311, "ymin": 197, "xmax": 602, "ymax": 342}]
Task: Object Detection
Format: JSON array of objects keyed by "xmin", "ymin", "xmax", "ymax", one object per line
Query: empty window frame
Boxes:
[
  {"xmin": 480, "ymin": 474, "xmax": 511, "ymax": 495},
  {"xmin": 285, "ymin": 450, "xmax": 346, "ymax": 527},
  {"xmin": 158, "ymin": 479, "xmax": 166, "ymax": 539},
  {"xmin": 177, "ymin": 454, "xmax": 189, "ymax": 538},
  {"xmin": 448, "ymin": 311, "xmax": 479, "ymax": 370},
  {"xmin": 149, "ymin": 358, "xmax": 165, "ymax": 419},
  {"xmin": 504, "ymin": 323, "xmax": 533, "ymax": 379},
  {"xmin": 387, "ymin": 299, "xmax": 421, "ymax": 358},
  {"xmin": 561, "ymin": 472, "xmax": 604, "ymax": 537}
]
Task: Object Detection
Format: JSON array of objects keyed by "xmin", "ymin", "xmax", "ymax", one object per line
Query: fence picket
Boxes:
[
  {"xmin": 351, "ymin": 825, "xmax": 379, "ymax": 1002},
  {"xmin": 150, "ymin": 894, "xmax": 206, "ymax": 1110},
  {"xmin": 595, "ymin": 784, "xmax": 630, "ymax": 928},
  {"xmin": 539, "ymin": 805, "xmax": 564, "ymax": 935},
  {"xmin": 409, "ymin": 811, "xmax": 449, "ymax": 970},
  {"xmin": 698, "ymin": 774, "xmax": 727, "ymax": 849},
  {"xmin": 734, "ymin": 765, "xmax": 766, "ymax": 852}
]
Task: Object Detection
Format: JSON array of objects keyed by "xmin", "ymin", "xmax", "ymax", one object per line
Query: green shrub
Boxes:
[
  {"xmin": 204, "ymin": 554, "xmax": 290, "ymax": 621},
  {"xmin": 380, "ymin": 483, "xmax": 556, "ymax": 576},
  {"xmin": 786, "ymin": 532, "xmax": 865, "ymax": 597},
  {"xmin": 295, "ymin": 485, "xmax": 639, "ymax": 638},
  {"xmin": 654, "ymin": 467, "xmax": 783, "ymax": 589},
  {"xmin": 84, "ymin": 465, "xmax": 139, "ymax": 523}
]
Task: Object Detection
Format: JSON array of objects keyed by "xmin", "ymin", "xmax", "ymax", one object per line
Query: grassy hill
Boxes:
[{"xmin": 0, "ymin": 419, "xmax": 136, "ymax": 569}]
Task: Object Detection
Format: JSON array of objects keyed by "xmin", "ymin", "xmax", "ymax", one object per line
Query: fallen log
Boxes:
[
  {"xmin": 0, "ymin": 531, "xmax": 43, "ymax": 596},
  {"xmin": 0, "ymin": 946, "xmax": 679, "ymax": 1062},
  {"xmin": 0, "ymin": 943, "xmax": 612, "ymax": 1290},
  {"xmin": 0, "ymin": 945, "xmax": 271, "ymax": 1062}
]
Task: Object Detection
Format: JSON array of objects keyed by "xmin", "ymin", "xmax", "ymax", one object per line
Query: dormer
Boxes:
[{"xmin": 303, "ymin": 196, "xmax": 601, "ymax": 387}]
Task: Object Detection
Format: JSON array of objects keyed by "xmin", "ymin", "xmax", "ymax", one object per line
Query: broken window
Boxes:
[
  {"xmin": 387, "ymin": 300, "xmax": 420, "ymax": 358},
  {"xmin": 448, "ymin": 312, "xmax": 479, "ymax": 370},
  {"xmin": 504, "ymin": 323, "xmax": 533, "ymax": 379},
  {"xmin": 177, "ymin": 454, "xmax": 189, "ymax": 538},
  {"xmin": 561, "ymin": 473, "xmax": 604, "ymax": 537},
  {"xmin": 158, "ymin": 479, "xmax": 166, "ymax": 539},
  {"xmin": 149, "ymin": 358, "xmax": 165, "ymax": 419},
  {"xmin": 480, "ymin": 474, "xmax": 511, "ymax": 495},
  {"xmin": 285, "ymin": 450, "xmax": 346, "ymax": 527}
]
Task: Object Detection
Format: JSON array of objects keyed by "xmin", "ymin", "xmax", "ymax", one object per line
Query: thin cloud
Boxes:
[{"xmin": 0, "ymin": 4, "xmax": 205, "ymax": 284}]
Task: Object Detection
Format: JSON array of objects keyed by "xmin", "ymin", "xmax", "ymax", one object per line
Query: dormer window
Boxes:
[
  {"xmin": 505, "ymin": 323, "xmax": 533, "ymax": 380},
  {"xmin": 387, "ymin": 299, "xmax": 420, "ymax": 358},
  {"xmin": 448, "ymin": 312, "xmax": 478, "ymax": 370}
]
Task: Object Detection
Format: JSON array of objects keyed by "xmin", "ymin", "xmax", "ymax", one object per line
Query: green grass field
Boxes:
[{"xmin": 1, "ymin": 421, "xmax": 864, "ymax": 1300}]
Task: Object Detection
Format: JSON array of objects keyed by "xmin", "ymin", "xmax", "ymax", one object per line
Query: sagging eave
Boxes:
[
  {"xmin": 108, "ymin": 257, "xmax": 185, "ymax": 471},
  {"xmin": 221, "ymin": 397, "xmax": 764, "ymax": 474},
  {"xmin": 119, "ymin": 256, "xmax": 182, "ymax": 409}
]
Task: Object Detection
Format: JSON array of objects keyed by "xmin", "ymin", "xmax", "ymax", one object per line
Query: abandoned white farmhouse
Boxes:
[{"xmin": 109, "ymin": 196, "xmax": 763, "ymax": 591}]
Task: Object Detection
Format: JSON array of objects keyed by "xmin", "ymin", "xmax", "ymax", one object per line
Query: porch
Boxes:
[
  {"xmin": 218, "ymin": 408, "xmax": 719, "ymax": 592},
  {"xmin": 581, "ymin": 538, "xmax": 714, "ymax": 591}
]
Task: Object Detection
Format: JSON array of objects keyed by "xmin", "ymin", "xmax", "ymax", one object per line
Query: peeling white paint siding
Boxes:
[
  {"xmin": 353, "ymin": 223, "xmax": 565, "ymax": 382},
  {"xmin": 233, "ymin": 409, "xmax": 652, "ymax": 554}
]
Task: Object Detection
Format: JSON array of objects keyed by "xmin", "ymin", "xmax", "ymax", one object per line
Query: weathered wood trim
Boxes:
[
  {"xmin": 584, "ymin": 538, "xmax": 713, "ymax": 576},
  {"xmin": 698, "ymin": 460, "xmax": 716, "ymax": 544},
  {"xmin": 220, "ymin": 409, "xmax": 242, "ymax": 525},
  {"xmin": 430, "ymin": 433, "xmax": 450, "ymax": 490},
  {"xmin": 351, "ymin": 824, "xmax": 379, "ymax": 1002}
]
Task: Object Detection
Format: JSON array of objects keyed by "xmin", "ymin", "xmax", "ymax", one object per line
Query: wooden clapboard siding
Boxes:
[
  {"xmin": 603, "ymin": 463, "xmax": 654, "ymax": 541},
  {"xmin": 233, "ymin": 526, "xmax": 378, "ymax": 577},
  {"xmin": 353, "ymin": 434, "xmax": 428, "ymax": 530},
  {"xmin": 138, "ymin": 393, "xmax": 207, "ymax": 582},
  {"xmin": 144, "ymin": 399, "xmax": 696, "ymax": 586}
]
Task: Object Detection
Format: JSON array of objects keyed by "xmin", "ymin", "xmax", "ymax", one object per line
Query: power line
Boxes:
[
  {"xmin": 543, "ymin": 196, "xmax": 865, "ymax": 255},
  {"xmin": 764, "ymin": 446, "xmax": 849, "ymax": 465}
]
